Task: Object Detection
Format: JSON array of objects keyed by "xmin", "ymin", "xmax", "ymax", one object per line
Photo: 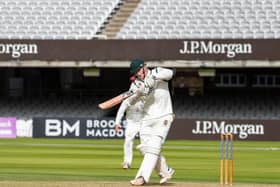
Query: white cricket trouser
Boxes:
[
  {"xmin": 135, "ymin": 114, "xmax": 174, "ymax": 182},
  {"xmin": 123, "ymin": 119, "xmax": 141, "ymax": 165}
]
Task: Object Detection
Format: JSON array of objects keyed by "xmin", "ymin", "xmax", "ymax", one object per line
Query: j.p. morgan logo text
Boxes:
[
  {"xmin": 0, "ymin": 43, "xmax": 38, "ymax": 58},
  {"xmin": 179, "ymin": 41, "xmax": 252, "ymax": 58},
  {"xmin": 192, "ymin": 120, "xmax": 264, "ymax": 139}
]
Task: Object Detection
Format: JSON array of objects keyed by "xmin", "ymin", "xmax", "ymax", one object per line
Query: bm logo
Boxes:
[{"xmin": 45, "ymin": 119, "xmax": 80, "ymax": 136}]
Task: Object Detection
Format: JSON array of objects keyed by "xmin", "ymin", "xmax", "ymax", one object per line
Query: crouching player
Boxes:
[{"xmin": 127, "ymin": 59, "xmax": 175, "ymax": 186}]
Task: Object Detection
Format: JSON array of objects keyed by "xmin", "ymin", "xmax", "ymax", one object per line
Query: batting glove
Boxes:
[
  {"xmin": 135, "ymin": 82, "xmax": 150, "ymax": 95},
  {"xmin": 144, "ymin": 75, "xmax": 156, "ymax": 88}
]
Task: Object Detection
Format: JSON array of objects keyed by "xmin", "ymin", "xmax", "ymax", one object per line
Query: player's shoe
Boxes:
[
  {"xmin": 130, "ymin": 176, "xmax": 145, "ymax": 186},
  {"xmin": 122, "ymin": 162, "xmax": 131, "ymax": 169},
  {"xmin": 159, "ymin": 167, "xmax": 175, "ymax": 184}
]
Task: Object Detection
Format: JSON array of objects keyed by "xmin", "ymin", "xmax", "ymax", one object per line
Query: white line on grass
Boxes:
[{"xmin": 0, "ymin": 142, "xmax": 279, "ymax": 151}]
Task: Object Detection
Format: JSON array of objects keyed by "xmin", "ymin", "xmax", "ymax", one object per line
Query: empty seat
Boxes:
[
  {"xmin": 0, "ymin": 0, "xmax": 121, "ymax": 39},
  {"xmin": 117, "ymin": 0, "xmax": 280, "ymax": 39}
]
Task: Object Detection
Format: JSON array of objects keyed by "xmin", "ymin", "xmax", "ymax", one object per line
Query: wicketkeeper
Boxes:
[
  {"xmin": 114, "ymin": 78, "xmax": 145, "ymax": 169},
  {"xmin": 126, "ymin": 59, "xmax": 175, "ymax": 186}
]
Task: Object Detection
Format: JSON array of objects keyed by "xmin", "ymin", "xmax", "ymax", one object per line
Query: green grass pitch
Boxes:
[{"xmin": 0, "ymin": 138, "xmax": 279, "ymax": 184}]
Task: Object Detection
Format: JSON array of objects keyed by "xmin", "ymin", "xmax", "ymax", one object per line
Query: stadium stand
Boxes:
[
  {"xmin": 0, "ymin": 0, "xmax": 122, "ymax": 39},
  {"xmin": 0, "ymin": 96, "xmax": 108, "ymax": 120},
  {"xmin": 117, "ymin": 0, "xmax": 280, "ymax": 39},
  {"xmin": 0, "ymin": 0, "xmax": 280, "ymax": 122},
  {"xmin": 174, "ymin": 93, "xmax": 280, "ymax": 119},
  {"xmin": 1, "ymin": 92, "xmax": 279, "ymax": 120},
  {"xmin": 102, "ymin": 0, "xmax": 140, "ymax": 38},
  {"xmin": 1, "ymin": 0, "xmax": 279, "ymax": 39}
]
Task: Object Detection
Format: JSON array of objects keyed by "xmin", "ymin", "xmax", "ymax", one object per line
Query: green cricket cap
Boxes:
[{"xmin": 130, "ymin": 59, "xmax": 145, "ymax": 75}]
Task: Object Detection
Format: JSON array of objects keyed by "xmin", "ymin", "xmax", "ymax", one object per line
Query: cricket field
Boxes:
[{"xmin": 0, "ymin": 138, "xmax": 279, "ymax": 187}]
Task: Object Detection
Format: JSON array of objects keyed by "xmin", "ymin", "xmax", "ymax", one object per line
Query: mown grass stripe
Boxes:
[{"xmin": 0, "ymin": 138, "xmax": 279, "ymax": 184}]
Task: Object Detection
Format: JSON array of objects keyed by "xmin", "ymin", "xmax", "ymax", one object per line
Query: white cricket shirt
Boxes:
[{"xmin": 143, "ymin": 67, "xmax": 174, "ymax": 120}]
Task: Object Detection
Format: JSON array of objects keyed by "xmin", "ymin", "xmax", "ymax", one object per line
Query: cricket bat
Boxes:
[{"xmin": 98, "ymin": 90, "xmax": 135, "ymax": 110}]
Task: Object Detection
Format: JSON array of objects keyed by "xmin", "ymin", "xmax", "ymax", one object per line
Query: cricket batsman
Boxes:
[
  {"xmin": 114, "ymin": 78, "xmax": 145, "ymax": 169},
  {"xmin": 126, "ymin": 59, "xmax": 175, "ymax": 186}
]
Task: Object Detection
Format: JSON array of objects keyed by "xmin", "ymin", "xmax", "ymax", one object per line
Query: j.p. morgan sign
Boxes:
[
  {"xmin": 0, "ymin": 43, "xmax": 38, "ymax": 58},
  {"xmin": 179, "ymin": 41, "xmax": 252, "ymax": 58},
  {"xmin": 33, "ymin": 117, "xmax": 126, "ymax": 139},
  {"xmin": 192, "ymin": 120, "xmax": 263, "ymax": 139},
  {"xmin": 168, "ymin": 119, "xmax": 280, "ymax": 141},
  {"xmin": 1, "ymin": 39, "xmax": 280, "ymax": 61}
]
